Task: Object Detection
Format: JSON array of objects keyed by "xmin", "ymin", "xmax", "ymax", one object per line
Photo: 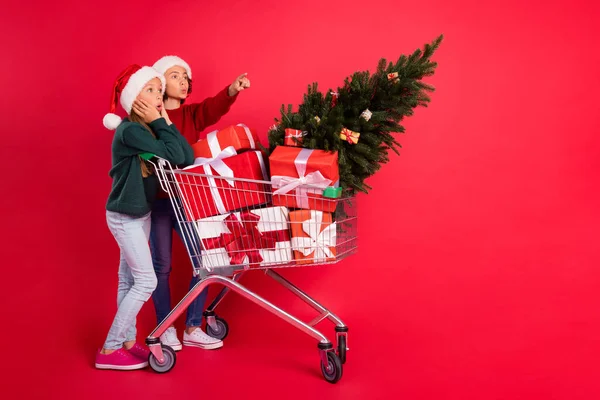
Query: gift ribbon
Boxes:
[
  {"xmin": 204, "ymin": 123, "xmax": 266, "ymax": 179},
  {"xmin": 184, "ymin": 146, "xmax": 237, "ymax": 214},
  {"xmin": 271, "ymin": 149, "xmax": 333, "ymax": 208},
  {"xmin": 222, "ymin": 213, "xmax": 263, "ymax": 265},
  {"xmin": 254, "ymin": 151, "xmax": 269, "ymax": 181},
  {"xmin": 232, "ymin": 124, "xmax": 265, "ymax": 180},
  {"xmin": 285, "ymin": 129, "xmax": 306, "ymax": 139},
  {"xmin": 291, "ymin": 211, "xmax": 337, "ymax": 260},
  {"xmin": 340, "ymin": 128, "xmax": 360, "ymax": 145},
  {"xmin": 236, "ymin": 123, "xmax": 256, "ymax": 149},
  {"xmin": 205, "ymin": 123, "xmax": 256, "ymax": 158},
  {"xmin": 284, "ymin": 129, "xmax": 307, "ymax": 146},
  {"xmin": 201, "ymin": 212, "xmax": 291, "ymax": 267}
]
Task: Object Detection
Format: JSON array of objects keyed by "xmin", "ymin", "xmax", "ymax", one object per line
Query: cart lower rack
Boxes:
[{"xmin": 145, "ymin": 158, "xmax": 358, "ymax": 383}]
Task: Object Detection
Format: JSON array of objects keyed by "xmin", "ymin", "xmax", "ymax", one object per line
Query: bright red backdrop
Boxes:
[{"xmin": 2, "ymin": 0, "xmax": 600, "ymax": 399}]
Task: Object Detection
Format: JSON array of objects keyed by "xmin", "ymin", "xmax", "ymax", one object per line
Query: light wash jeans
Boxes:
[{"xmin": 104, "ymin": 210, "xmax": 158, "ymax": 350}]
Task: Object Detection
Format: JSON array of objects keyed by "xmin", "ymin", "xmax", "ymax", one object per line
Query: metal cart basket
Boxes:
[{"xmin": 145, "ymin": 157, "xmax": 357, "ymax": 383}]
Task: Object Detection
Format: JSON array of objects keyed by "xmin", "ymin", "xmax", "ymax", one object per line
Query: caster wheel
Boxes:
[
  {"xmin": 321, "ymin": 352, "xmax": 343, "ymax": 384},
  {"xmin": 206, "ymin": 316, "xmax": 229, "ymax": 340},
  {"xmin": 149, "ymin": 345, "xmax": 176, "ymax": 373},
  {"xmin": 337, "ymin": 335, "xmax": 347, "ymax": 364}
]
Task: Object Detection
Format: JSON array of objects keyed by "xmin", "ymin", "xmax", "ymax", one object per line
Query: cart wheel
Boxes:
[
  {"xmin": 148, "ymin": 345, "xmax": 176, "ymax": 374},
  {"xmin": 206, "ymin": 316, "xmax": 229, "ymax": 340},
  {"xmin": 321, "ymin": 352, "xmax": 343, "ymax": 384},
  {"xmin": 337, "ymin": 335, "xmax": 347, "ymax": 364}
]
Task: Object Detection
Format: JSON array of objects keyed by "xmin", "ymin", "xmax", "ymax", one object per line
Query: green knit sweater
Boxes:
[{"xmin": 106, "ymin": 117, "xmax": 194, "ymax": 217}]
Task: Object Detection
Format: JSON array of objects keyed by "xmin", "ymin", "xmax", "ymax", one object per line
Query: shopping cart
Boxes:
[{"xmin": 145, "ymin": 157, "xmax": 358, "ymax": 383}]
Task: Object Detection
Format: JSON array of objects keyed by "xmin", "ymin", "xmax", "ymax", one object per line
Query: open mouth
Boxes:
[{"xmin": 157, "ymin": 104, "xmax": 163, "ymax": 111}]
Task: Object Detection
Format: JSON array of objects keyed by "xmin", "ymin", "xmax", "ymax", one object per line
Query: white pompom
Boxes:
[{"xmin": 103, "ymin": 113, "xmax": 122, "ymax": 130}]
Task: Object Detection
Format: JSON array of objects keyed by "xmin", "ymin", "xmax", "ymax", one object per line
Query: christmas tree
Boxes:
[{"xmin": 267, "ymin": 35, "xmax": 443, "ymax": 193}]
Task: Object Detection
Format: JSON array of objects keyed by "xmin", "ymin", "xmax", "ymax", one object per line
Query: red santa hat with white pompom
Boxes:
[
  {"xmin": 102, "ymin": 64, "xmax": 166, "ymax": 130},
  {"xmin": 153, "ymin": 55, "xmax": 193, "ymax": 79}
]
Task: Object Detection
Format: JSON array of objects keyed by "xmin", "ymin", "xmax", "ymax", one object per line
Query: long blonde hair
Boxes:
[{"xmin": 129, "ymin": 112, "xmax": 157, "ymax": 178}]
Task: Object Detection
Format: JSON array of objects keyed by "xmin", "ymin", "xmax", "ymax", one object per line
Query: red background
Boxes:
[{"xmin": 2, "ymin": 0, "xmax": 600, "ymax": 398}]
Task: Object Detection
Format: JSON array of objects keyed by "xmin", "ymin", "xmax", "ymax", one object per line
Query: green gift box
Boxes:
[{"xmin": 323, "ymin": 187, "xmax": 342, "ymax": 199}]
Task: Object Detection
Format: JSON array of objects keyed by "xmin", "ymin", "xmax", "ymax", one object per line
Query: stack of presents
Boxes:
[{"xmin": 177, "ymin": 125, "xmax": 344, "ymax": 272}]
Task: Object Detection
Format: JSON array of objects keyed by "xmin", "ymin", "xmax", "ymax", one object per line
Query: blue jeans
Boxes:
[
  {"xmin": 150, "ymin": 198, "xmax": 207, "ymax": 327},
  {"xmin": 104, "ymin": 211, "xmax": 158, "ymax": 350}
]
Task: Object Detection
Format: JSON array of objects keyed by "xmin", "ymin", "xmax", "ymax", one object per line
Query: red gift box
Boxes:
[
  {"xmin": 269, "ymin": 146, "xmax": 339, "ymax": 212},
  {"xmin": 176, "ymin": 150, "xmax": 269, "ymax": 220},
  {"xmin": 192, "ymin": 124, "xmax": 259, "ymax": 159},
  {"xmin": 284, "ymin": 128, "xmax": 306, "ymax": 147}
]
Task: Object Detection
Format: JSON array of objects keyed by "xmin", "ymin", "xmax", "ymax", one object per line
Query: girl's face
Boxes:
[
  {"xmin": 164, "ymin": 66, "xmax": 189, "ymax": 100},
  {"xmin": 137, "ymin": 77, "xmax": 164, "ymax": 111}
]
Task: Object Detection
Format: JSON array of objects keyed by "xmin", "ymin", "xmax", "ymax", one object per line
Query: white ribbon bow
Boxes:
[
  {"xmin": 183, "ymin": 146, "xmax": 237, "ymax": 214},
  {"xmin": 271, "ymin": 171, "xmax": 331, "ymax": 194},
  {"xmin": 189, "ymin": 146, "xmax": 237, "ymax": 186},
  {"xmin": 203, "ymin": 124, "xmax": 267, "ymax": 180},
  {"xmin": 291, "ymin": 211, "xmax": 336, "ymax": 260}
]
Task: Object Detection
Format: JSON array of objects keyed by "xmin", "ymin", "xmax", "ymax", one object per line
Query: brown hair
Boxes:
[{"xmin": 129, "ymin": 112, "xmax": 156, "ymax": 178}]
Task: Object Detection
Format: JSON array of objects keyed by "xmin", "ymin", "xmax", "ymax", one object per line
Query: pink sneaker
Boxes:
[
  {"xmin": 126, "ymin": 343, "xmax": 150, "ymax": 361},
  {"xmin": 95, "ymin": 348, "xmax": 148, "ymax": 370}
]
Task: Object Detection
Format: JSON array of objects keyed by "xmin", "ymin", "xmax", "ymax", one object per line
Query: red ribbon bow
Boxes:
[
  {"xmin": 340, "ymin": 128, "xmax": 360, "ymax": 144},
  {"xmin": 202, "ymin": 212, "xmax": 290, "ymax": 266}
]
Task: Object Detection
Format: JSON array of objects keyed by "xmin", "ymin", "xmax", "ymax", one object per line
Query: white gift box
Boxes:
[{"xmin": 196, "ymin": 206, "xmax": 293, "ymax": 271}]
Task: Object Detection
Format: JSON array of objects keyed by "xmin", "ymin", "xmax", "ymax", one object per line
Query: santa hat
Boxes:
[
  {"xmin": 153, "ymin": 55, "xmax": 193, "ymax": 80},
  {"xmin": 102, "ymin": 64, "xmax": 166, "ymax": 130}
]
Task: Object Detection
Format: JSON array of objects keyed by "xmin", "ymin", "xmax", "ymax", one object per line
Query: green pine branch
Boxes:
[{"xmin": 267, "ymin": 34, "xmax": 443, "ymax": 194}]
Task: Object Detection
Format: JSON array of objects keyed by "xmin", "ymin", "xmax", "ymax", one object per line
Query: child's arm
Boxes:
[
  {"xmin": 162, "ymin": 107, "xmax": 194, "ymax": 167},
  {"xmin": 189, "ymin": 86, "xmax": 237, "ymax": 134},
  {"xmin": 171, "ymin": 123, "xmax": 195, "ymax": 167},
  {"xmin": 121, "ymin": 118, "xmax": 185, "ymax": 165}
]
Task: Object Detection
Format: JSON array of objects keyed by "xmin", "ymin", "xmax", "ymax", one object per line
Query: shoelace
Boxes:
[
  {"xmin": 162, "ymin": 329, "xmax": 178, "ymax": 343},
  {"xmin": 191, "ymin": 330, "xmax": 213, "ymax": 340},
  {"xmin": 133, "ymin": 344, "xmax": 148, "ymax": 353},
  {"xmin": 102, "ymin": 349, "xmax": 135, "ymax": 358}
]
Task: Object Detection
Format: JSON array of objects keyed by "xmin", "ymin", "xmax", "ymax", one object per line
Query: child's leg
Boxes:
[
  {"xmin": 149, "ymin": 198, "xmax": 174, "ymax": 326},
  {"xmin": 104, "ymin": 211, "xmax": 157, "ymax": 351},
  {"xmin": 184, "ymin": 277, "xmax": 209, "ymax": 328},
  {"xmin": 115, "ymin": 250, "xmax": 136, "ymax": 345},
  {"xmin": 172, "ymin": 214, "xmax": 208, "ymax": 329}
]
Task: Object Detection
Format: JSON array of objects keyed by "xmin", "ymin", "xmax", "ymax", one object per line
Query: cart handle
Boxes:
[
  {"xmin": 139, "ymin": 152, "xmax": 155, "ymax": 161},
  {"xmin": 146, "ymin": 155, "xmax": 172, "ymax": 193}
]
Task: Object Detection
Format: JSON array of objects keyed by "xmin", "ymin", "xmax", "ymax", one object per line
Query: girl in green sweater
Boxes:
[{"xmin": 97, "ymin": 64, "xmax": 193, "ymax": 371}]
